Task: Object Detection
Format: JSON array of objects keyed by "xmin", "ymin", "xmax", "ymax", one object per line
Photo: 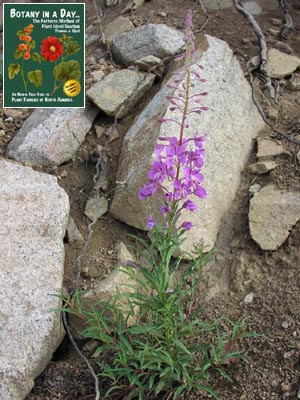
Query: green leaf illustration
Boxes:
[
  {"xmin": 60, "ymin": 33, "xmax": 73, "ymax": 43},
  {"xmin": 14, "ymin": 49, "xmax": 24, "ymax": 59},
  {"xmin": 27, "ymin": 40, "xmax": 36, "ymax": 50},
  {"xmin": 8, "ymin": 63, "xmax": 20, "ymax": 79},
  {"xmin": 16, "ymin": 30, "xmax": 23, "ymax": 36},
  {"xmin": 31, "ymin": 52, "xmax": 42, "ymax": 63},
  {"xmin": 64, "ymin": 41, "xmax": 81, "ymax": 57},
  {"xmin": 27, "ymin": 70, "xmax": 43, "ymax": 87},
  {"xmin": 54, "ymin": 60, "xmax": 81, "ymax": 82}
]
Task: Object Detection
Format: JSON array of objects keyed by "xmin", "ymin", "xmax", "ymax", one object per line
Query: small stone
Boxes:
[
  {"xmin": 244, "ymin": 292, "xmax": 254, "ymax": 304},
  {"xmin": 136, "ymin": 55, "xmax": 162, "ymax": 72},
  {"xmin": 297, "ymin": 150, "xmax": 300, "ymax": 164},
  {"xmin": 249, "ymin": 184, "xmax": 261, "ymax": 194},
  {"xmin": 288, "ymin": 74, "xmax": 300, "ymax": 91},
  {"xmin": 281, "ymin": 381, "xmax": 292, "ymax": 393},
  {"xmin": 91, "ymin": 70, "xmax": 105, "ymax": 81},
  {"xmin": 249, "ymin": 185, "xmax": 300, "ymax": 250},
  {"xmin": 82, "ymin": 340, "xmax": 99, "ymax": 353},
  {"xmin": 66, "ymin": 216, "xmax": 85, "ymax": 248},
  {"xmin": 283, "ymin": 350, "xmax": 295, "ymax": 360},
  {"xmin": 248, "ymin": 161, "xmax": 277, "ymax": 174},
  {"xmin": 265, "ymin": 106, "xmax": 279, "ymax": 122},
  {"xmin": 266, "ymin": 48, "xmax": 300, "ymax": 79},
  {"xmin": 109, "ymin": 129, "xmax": 120, "ymax": 143},
  {"xmin": 158, "ymin": 12, "xmax": 167, "ymax": 17},
  {"xmin": 270, "ymin": 18, "xmax": 282, "ymax": 26},
  {"xmin": 60, "ymin": 170, "xmax": 68, "ymax": 178},
  {"xmin": 297, "ymin": 387, "xmax": 300, "ymax": 399},
  {"xmin": 84, "ymin": 196, "xmax": 108, "ymax": 221},
  {"xmin": 4, "ymin": 109, "xmax": 23, "ymax": 119},
  {"xmin": 274, "ymin": 41, "xmax": 292, "ymax": 55},
  {"xmin": 268, "ymin": 29, "xmax": 280, "ymax": 37},
  {"xmin": 257, "ymin": 138, "xmax": 285, "ymax": 158},
  {"xmin": 95, "ymin": 126, "xmax": 105, "ymax": 139},
  {"xmin": 282, "ymin": 321, "xmax": 289, "ymax": 330},
  {"xmin": 0, "ymin": 129, "xmax": 5, "ymax": 137}
]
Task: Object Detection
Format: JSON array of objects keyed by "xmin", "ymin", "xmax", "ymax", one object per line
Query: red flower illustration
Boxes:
[{"xmin": 41, "ymin": 36, "xmax": 63, "ymax": 62}]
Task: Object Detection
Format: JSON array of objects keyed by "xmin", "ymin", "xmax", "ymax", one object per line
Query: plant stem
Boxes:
[{"xmin": 21, "ymin": 59, "xmax": 27, "ymax": 92}]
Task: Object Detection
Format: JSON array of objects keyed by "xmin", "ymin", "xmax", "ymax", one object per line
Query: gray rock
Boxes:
[
  {"xmin": 244, "ymin": 292, "xmax": 255, "ymax": 304},
  {"xmin": 111, "ymin": 24, "xmax": 185, "ymax": 66},
  {"xmin": 87, "ymin": 69, "xmax": 155, "ymax": 118},
  {"xmin": 103, "ymin": 16, "xmax": 134, "ymax": 46},
  {"xmin": 136, "ymin": 55, "xmax": 162, "ymax": 72},
  {"xmin": 249, "ymin": 185, "xmax": 300, "ymax": 250},
  {"xmin": 297, "ymin": 150, "xmax": 300, "ymax": 164},
  {"xmin": 86, "ymin": 34, "xmax": 100, "ymax": 47},
  {"xmin": 201, "ymin": 0, "xmax": 233, "ymax": 11},
  {"xmin": 0, "ymin": 159, "xmax": 69, "ymax": 400},
  {"xmin": 257, "ymin": 138, "xmax": 285, "ymax": 158},
  {"xmin": 7, "ymin": 106, "xmax": 98, "ymax": 167},
  {"xmin": 265, "ymin": 106, "xmax": 279, "ymax": 122},
  {"xmin": 66, "ymin": 216, "xmax": 85, "ymax": 248},
  {"xmin": 84, "ymin": 196, "xmax": 108, "ymax": 221},
  {"xmin": 266, "ymin": 49, "xmax": 300, "ymax": 79},
  {"xmin": 111, "ymin": 35, "xmax": 265, "ymax": 253},
  {"xmin": 248, "ymin": 161, "xmax": 277, "ymax": 174},
  {"xmin": 288, "ymin": 74, "xmax": 300, "ymax": 91},
  {"xmin": 244, "ymin": 1, "xmax": 262, "ymax": 15},
  {"xmin": 249, "ymin": 184, "xmax": 261, "ymax": 194}
]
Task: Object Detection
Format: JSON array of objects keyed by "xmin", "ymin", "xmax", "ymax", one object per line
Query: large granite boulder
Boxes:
[
  {"xmin": 0, "ymin": 159, "xmax": 69, "ymax": 399},
  {"xmin": 111, "ymin": 35, "xmax": 265, "ymax": 253}
]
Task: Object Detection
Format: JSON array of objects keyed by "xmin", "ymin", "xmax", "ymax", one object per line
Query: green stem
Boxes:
[{"xmin": 21, "ymin": 59, "xmax": 27, "ymax": 92}]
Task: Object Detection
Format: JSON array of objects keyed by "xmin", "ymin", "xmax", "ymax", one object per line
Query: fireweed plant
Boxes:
[{"xmin": 61, "ymin": 10, "xmax": 253, "ymax": 400}]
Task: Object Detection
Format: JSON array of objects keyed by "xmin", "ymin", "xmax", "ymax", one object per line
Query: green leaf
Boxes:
[
  {"xmin": 31, "ymin": 52, "xmax": 42, "ymax": 63},
  {"xmin": 14, "ymin": 49, "xmax": 23, "ymax": 59},
  {"xmin": 54, "ymin": 60, "xmax": 81, "ymax": 82},
  {"xmin": 64, "ymin": 40, "xmax": 81, "ymax": 57},
  {"xmin": 27, "ymin": 40, "xmax": 36, "ymax": 50},
  {"xmin": 8, "ymin": 63, "xmax": 20, "ymax": 79},
  {"xmin": 16, "ymin": 30, "xmax": 23, "ymax": 36},
  {"xmin": 27, "ymin": 70, "xmax": 43, "ymax": 87}
]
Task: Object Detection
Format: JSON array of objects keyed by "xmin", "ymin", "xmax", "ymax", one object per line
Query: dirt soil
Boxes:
[{"xmin": 1, "ymin": 0, "xmax": 300, "ymax": 399}]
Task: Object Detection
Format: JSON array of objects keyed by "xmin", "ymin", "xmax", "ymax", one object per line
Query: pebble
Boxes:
[
  {"xmin": 268, "ymin": 29, "xmax": 280, "ymax": 37},
  {"xmin": 249, "ymin": 184, "xmax": 262, "ymax": 194},
  {"xmin": 297, "ymin": 150, "xmax": 300, "ymax": 164},
  {"xmin": 297, "ymin": 388, "xmax": 300, "ymax": 399},
  {"xmin": 244, "ymin": 292, "xmax": 254, "ymax": 304},
  {"xmin": 270, "ymin": 18, "xmax": 282, "ymax": 26},
  {"xmin": 282, "ymin": 320, "xmax": 289, "ymax": 330},
  {"xmin": 283, "ymin": 350, "xmax": 295, "ymax": 360},
  {"xmin": 281, "ymin": 381, "xmax": 292, "ymax": 393},
  {"xmin": 248, "ymin": 161, "xmax": 277, "ymax": 174},
  {"xmin": 0, "ymin": 129, "xmax": 5, "ymax": 137},
  {"xmin": 84, "ymin": 196, "xmax": 108, "ymax": 221}
]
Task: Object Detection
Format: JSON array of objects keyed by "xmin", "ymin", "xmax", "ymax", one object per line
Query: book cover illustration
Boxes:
[{"xmin": 3, "ymin": 3, "xmax": 85, "ymax": 108}]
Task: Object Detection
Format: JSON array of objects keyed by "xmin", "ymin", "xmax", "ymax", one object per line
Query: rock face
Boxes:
[
  {"xmin": 111, "ymin": 35, "xmax": 265, "ymax": 253},
  {"xmin": 111, "ymin": 24, "xmax": 185, "ymax": 66},
  {"xmin": 266, "ymin": 49, "xmax": 300, "ymax": 79},
  {"xmin": 87, "ymin": 69, "xmax": 155, "ymax": 118},
  {"xmin": 249, "ymin": 185, "xmax": 300, "ymax": 250},
  {"xmin": 0, "ymin": 159, "xmax": 70, "ymax": 400},
  {"xmin": 7, "ymin": 105, "xmax": 98, "ymax": 167}
]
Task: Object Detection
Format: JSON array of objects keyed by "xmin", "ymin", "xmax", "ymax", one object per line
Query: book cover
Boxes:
[{"xmin": 3, "ymin": 2, "xmax": 85, "ymax": 108}]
